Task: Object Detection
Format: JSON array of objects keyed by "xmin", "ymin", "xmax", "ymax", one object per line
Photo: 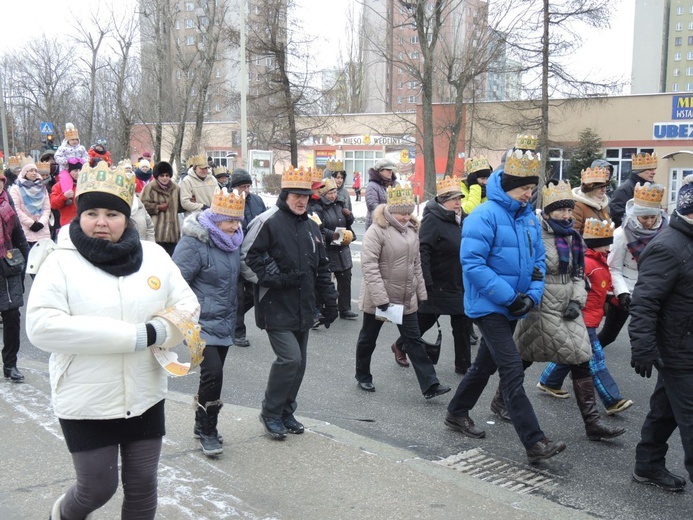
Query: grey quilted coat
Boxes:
[
  {"xmin": 514, "ymin": 218, "xmax": 592, "ymax": 365},
  {"xmin": 359, "ymin": 204, "xmax": 427, "ymax": 314}
]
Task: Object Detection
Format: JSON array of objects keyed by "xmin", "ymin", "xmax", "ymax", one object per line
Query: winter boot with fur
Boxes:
[
  {"xmin": 194, "ymin": 395, "xmax": 223, "ymax": 443},
  {"xmin": 197, "ymin": 401, "xmax": 224, "ymax": 456},
  {"xmin": 573, "ymin": 377, "xmax": 626, "ymax": 441}
]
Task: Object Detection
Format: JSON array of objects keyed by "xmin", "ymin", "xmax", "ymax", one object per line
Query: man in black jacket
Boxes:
[
  {"xmin": 609, "ymin": 153, "xmax": 657, "ymax": 227},
  {"xmin": 242, "ymin": 166, "xmax": 338, "ymax": 439},
  {"xmin": 629, "ymin": 174, "xmax": 693, "ymax": 491},
  {"xmin": 230, "ymin": 168, "xmax": 267, "ymax": 347}
]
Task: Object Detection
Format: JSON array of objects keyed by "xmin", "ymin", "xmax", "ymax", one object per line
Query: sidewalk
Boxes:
[{"xmin": 0, "ymin": 360, "xmax": 591, "ymax": 519}]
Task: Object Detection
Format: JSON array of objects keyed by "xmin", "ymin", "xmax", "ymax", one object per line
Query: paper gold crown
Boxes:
[
  {"xmin": 542, "ymin": 180, "xmax": 573, "ymax": 209},
  {"xmin": 505, "ymin": 150, "xmax": 541, "ymax": 178},
  {"xmin": 386, "ymin": 181, "xmax": 415, "ymax": 206},
  {"xmin": 281, "ymin": 166, "xmax": 314, "ymax": 190},
  {"xmin": 311, "ymin": 167, "xmax": 324, "ymax": 184},
  {"xmin": 436, "ymin": 176, "xmax": 462, "ymax": 196},
  {"xmin": 515, "ymin": 134, "xmax": 538, "ymax": 151},
  {"xmin": 466, "ymin": 156, "xmax": 491, "ymax": 175},
  {"xmin": 581, "ymin": 166, "xmax": 609, "ymax": 185},
  {"xmin": 634, "ymin": 182, "xmax": 665, "ymax": 208},
  {"xmin": 326, "ymin": 159, "xmax": 344, "ymax": 171},
  {"xmin": 211, "ymin": 187, "xmax": 245, "ymax": 218},
  {"xmin": 36, "ymin": 161, "xmax": 52, "ymax": 174},
  {"xmin": 583, "ymin": 218, "xmax": 615, "ymax": 240},
  {"xmin": 64, "ymin": 123, "xmax": 79, "ymax": 140},
  {"xmin": 632, "ymin": 152, "xmax": 657, "ymax": 170},
  {"xmin": 213, "ymin": 166, "xmax": 229, "ymax": 176},
  {"xmin": 188, "ymin": 154, "xmax": 208, "ymax": 168},
  {"xmin": 8, "ymin": 153, "xmax": 26, "ymax": 168},
  {"xmin": 76, "ymin": 160, "xmax": 136, "ymax": 207}
]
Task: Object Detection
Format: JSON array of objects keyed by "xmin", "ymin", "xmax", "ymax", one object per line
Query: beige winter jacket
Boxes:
[
  {"xmin": 514, "ymin": 219, "xmax": 592, "ymax": 365},
  {"xmin": 179, "ymin": 171, "xmax": 217, "ymax": 213},
  {"xmin": 359, "ymin": 204, "xmax": 427, "ymax": 314}
]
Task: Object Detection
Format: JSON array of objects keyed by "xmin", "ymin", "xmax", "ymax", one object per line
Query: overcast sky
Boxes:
[{"xmin": 2, "ymin": 0, "xmax": 634, "ymax": 92}]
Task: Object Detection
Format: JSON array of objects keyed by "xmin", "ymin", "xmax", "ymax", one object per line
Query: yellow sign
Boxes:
[{"xmin": 400, "ymin": 149, "xmax": 410, "ymax": 164}]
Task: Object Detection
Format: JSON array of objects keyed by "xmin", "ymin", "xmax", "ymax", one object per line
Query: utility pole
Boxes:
[
  {"xmin": 240, "ymin": 0, "xmax": 248, "ymax": 169},
  {"xmin": 0, "ymin": 69, "xmax": 10, "ymax": 162}
]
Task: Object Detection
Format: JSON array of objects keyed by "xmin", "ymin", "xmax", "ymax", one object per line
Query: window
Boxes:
[
  {"xmin": 675, "ymin": 52, "xmax": 682, "ymax": 61},
  {"xmin": 409, "ymin": 51, "xmax": 419, "ymax": 59},
  {"xmin": 410, "ymin": 35, "xmax": 419, "ymax": 44},
  {"xmin": 673, "ymin": 83, "xmax": 681, "ymax": 91},
  {"xmin": 185, "ymin": 18, "xmax": 194, "ymax": 28},
  {"xmin": 175, "ymin": 20, "xmax": 180, "ymax": 30},
  {"xmin": 687, "ymin": 82, "xmax": 693, "ymax": 90},
  {"xmin": 343, "ymin": 150, "xmax": 384, "ymax": 178},
  {"xmin": 669, "ymin": 168, "xmax": 693, "ymax": 211},
  {"xmin": 678, "ymin": 6, "xmax": 684, "ymax": 15},
  {"xmin": 687, "ymin": 67, "xmax": 693, "ymax": 75},
  {"xmin": 688, "ymin": 51, "xmax": 693, "ymax": 60},
  {"xmin": 185, "ymin": 2, "xmax": 194, "ymax": 11},
  {"xmin": 689, "ymin": 21, "xmax": 693, "ymax": 30},
  {"xmin": 674, "ymin": 68, "xmax": 681, "ymax": 76},
  {"xmin": 265, "ymin": 56, "xmax": 273, "ymax": 66},
  {"xmin": 215, "ymin": 68, "xmax": 221, "ymax": 78},
  {"xmin": 676, "ymin": 37, "xmax": 683, "ymax": 46},
  {"xmin": 408, "ymin": 80, "xmax": 418, "ymax": 89},
  {"xmin": 176, "ymin": 69, "xmax": 182, "ymax": 79},
  {"xmin": 397, "ymin": 81, "xmax": 403, "ymax": 89},
  {"xmin": 605, "ymin": 148, "xmax": 654, "ymax": 185},
  {"xmin": 215, "ymin": 103, "xmax": 221, "ymax": 112},
  {"xmin": 255, "ymin": 55, "xmax": 262, "ymax": 65},
  {"xmin": 548, "ymin": 148, "xmax": 566, "ymax": 181},
  {"xmin": 676, "ymin": 22, "xmax": 683, "ymax": 31},
  {"xmin": 407, "ymin": 95, "xmax": 417, "ymax": 103},
  {"xmin": 397, "ymin": 96, "xmax": 403, "ymax": 104},
  {"xmin": 397, "ymin": 68, "xmax": 403, "ymax": 76},
  {"xmin": 689, "ymin": 36, "xmax": 693, "ymax": 45},
  {"xmin": 185, "ymin": 35, "xmax": 195, "ymax": 46}
]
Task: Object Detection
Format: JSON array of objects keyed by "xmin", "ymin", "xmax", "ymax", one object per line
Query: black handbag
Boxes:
[
  {"xmin": 421, "ymin": 320, "xmax": 442, "ymax": 365},
  {"xmin": 2, "ymin": 248, "xmax": 25, "ymax": 277}
]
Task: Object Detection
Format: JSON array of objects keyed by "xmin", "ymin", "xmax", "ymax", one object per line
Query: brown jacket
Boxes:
[
  {"xmin": 571, "ymin": 187, "xmax": 610, "ymax": 234},
  {"xmin": 359, "ymin": 204, "xmax": 427, "ymax": 314},
  {"xmin": 140, "ymin": 181, "xmax": 181, "ymax": 244}
]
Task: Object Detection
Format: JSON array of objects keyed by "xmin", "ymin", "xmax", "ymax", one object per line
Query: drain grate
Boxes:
[{"xmin": 436, "ymin": 448, "xmax": 558, "ymax": 495}]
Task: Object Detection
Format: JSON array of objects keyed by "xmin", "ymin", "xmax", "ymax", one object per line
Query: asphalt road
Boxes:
[{"xmin": 15, "ymin": 220, "xmax": 692, "ymax": 519}]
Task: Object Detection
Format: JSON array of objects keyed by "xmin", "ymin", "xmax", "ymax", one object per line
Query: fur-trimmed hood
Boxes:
[
  {"xmin": 371, "ymin": 204, "xmax": 419, "ymax": 232},
  {"xmin": 572, "ymin": 187, "xmax": 609, "ymax": 211},
  {"xmin": 181, "ymin": 211, "xmax": 211, "ymax": 243}
]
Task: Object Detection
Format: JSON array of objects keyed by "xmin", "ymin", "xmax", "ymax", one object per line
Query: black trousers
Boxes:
[
  {"xmin": 1, "ymin": 308, "xmax": 21, "ymax": 368},
  {"xmin": 419, "ymin": 312, "xmax": 472, "ymax": 371},
  {"xmin": 334, "ymin": 269, "xmax": 352, "ymax": 313},
  {"xmin": 234, "ymin": 279, "xmax": 255, "ymax": 339},
  {"xmin": 597, "ymin": 300, "xmax": 629, "ymax": 348},
  {"xmin": 262, "ymin": 329, "xmax": 309, "ymax": 418},
  {"xmin": 197, "ymin": 345, "xmax": 229, "ymax": 404}
]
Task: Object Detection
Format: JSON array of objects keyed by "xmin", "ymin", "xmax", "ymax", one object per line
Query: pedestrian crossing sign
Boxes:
[{"xmin": 40, "ymin": 122, "xmax": 54, "ymax": 134}]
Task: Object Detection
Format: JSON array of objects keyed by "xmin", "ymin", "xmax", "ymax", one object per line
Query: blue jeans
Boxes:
[
  {"xmin": 447, "ymin": 314, "xmax": 545, "ymax": 448},
  {"xmin": 539, "ymin": 328, "xmax": 623, "ymax": 407},
  {"xmin": 636, "ymin": 369, "xmax": 693, "ymax": 481}
]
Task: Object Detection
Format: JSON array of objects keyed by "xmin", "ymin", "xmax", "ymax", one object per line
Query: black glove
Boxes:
[
  {"xmin": 377, "ymin": 303, "xmax": 390, "ymax": 312},
  {"xmin": 631, "ymin": 357, "xmax": 662, "ymax": 378},
  {"xmin": 280, "ymin": 270, "xmax": 305, "ymax": 288},
  {"xmin": 562, "ymin": 300, "xmax": 581, "ymax": 321},
  {"xmin": 531, "ymin": 267, "xmax": 544, "ymax": 281},
  {"xmin": 29, "ymin": 221, "xmax": 45, "ymax": 232},
  {"xmin": 321, "ymin": 304, "xmax": 338, "ymax": 329},
  {"xmin": 508, "ymin": 293, "xmax": 534, "ymax": 317},
  {"xmin": 466, "ymin": 171, "xmax": 478, "ymax": 186},
  {"xmin": 618, "ymin": 293, "xmax": 632, "ymax": 312}
]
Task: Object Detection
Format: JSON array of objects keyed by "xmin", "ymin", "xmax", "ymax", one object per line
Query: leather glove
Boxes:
[
  {"xmin": 377, "ymin": 303, "xmax": 390, "ymax": 312},
  {"xmin": 618, "ymin": 293, "xmax": 632, "ymax": 312},
  {"xmin": 531, "ymin": 266, "xmax": 544, "ymax": 281},
  {"xmin": 321, "ymin": 304, "xmax": 338, "ymax": 329},
  {"xmin": 29, "ymin": 221, "xmax": 45, "ymax": 232},
  {"xmin": 508, "ymin": 293, "xmax": 534, "ymax": 317},
  {"xmin": 631, "ymin": 357, "xmax": 663, "ymax": 378},
  {"xmin": 466, "ymin": 171, "xmax": 478, "ymax": 186},
  {"xmin": 562, "ymin": 300, "xmax": 581, "ymax": 321}
]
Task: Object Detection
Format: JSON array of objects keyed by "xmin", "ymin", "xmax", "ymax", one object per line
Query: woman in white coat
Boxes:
[{"xmin": 26, "ymin": 161, "xmax": 199, "ymax": 520}]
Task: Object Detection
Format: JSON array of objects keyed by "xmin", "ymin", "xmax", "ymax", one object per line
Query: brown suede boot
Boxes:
[
  {"xmin": 573, "ymin": 377, "xmax": 626, "ymax": 441},
  {"xmin": 391, "ymin": 341, "xmax": 409, "ymax": 367}
]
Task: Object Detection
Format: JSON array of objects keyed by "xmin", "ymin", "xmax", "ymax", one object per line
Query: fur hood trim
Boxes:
[
  {"xmin": 572, "ymin": 187, "xmax": 609, "ymax": 211},
  {"xmin": 372, "ymin": 204, "xmax": 419, "ymax": 232},
  {"xmin": 181, "ymin": 211, "xmax": 211, "ymax": 243}
]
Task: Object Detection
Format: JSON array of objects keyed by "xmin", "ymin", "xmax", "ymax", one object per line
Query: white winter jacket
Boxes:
[{"xmin": 26, "ymin": 229, "xmax": 199, "ymax": 420}]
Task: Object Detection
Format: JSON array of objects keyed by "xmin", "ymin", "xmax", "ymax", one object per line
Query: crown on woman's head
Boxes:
[
  {"xmin": 542, "ymin": 180, "xmax": 573, "ymax": 209},
  {"xmin": 36, "ymin": 161, "xmax": 52, "ymax": 174},
  {"xmin": 326, "ymin": 159, "xmax": 344, "ymax": 171},
  {"xmin": 8, "ymin": 153, "xmax": 25, "ymax": 168},
  {"xmin": 583, "ymin": 218, "xmax": 615, "ymax": 240},
  {"xmin": 211, "ymin": 187, "xmax": 245, "ymax": 218},
  {"xmin": 436, "ymin": 176, "xmax": 461, "ymax": 196},
  {"xmin": 514, "ymin": 134, "xmax": 538, "ymax": 151},
  {"xmin": 466, "ymin": 156, "xmax": 490, "ymax": 175},
  {"xmin": 505, "ymin": 150, "xmax": 541, "ymax": 177},
  {"xmin": 581, "ymin": 166, "xmax": 609, "ymax": 185},
  {"xmin": 386, "ymin": 181, "xmax": 415, "ymax": 206},
  {"xmin": 634, "ymin": 182, "xmax": 665, "ymax": 208},
  {"xmin": 76, "ymin": 160, "xmax": 136, "ymax": 207},
  {"xmin": 632, "ymin": 152, "xmax": 658, "ymax": 170},
  {"xmin": 281, "ymin": 165, "xmax": 313, "ymax": 190}
]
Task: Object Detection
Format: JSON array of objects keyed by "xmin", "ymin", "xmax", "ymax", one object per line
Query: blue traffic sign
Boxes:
[{"xmin": 40, "ymin": 122, "xmax": 54, "ymax": 134}]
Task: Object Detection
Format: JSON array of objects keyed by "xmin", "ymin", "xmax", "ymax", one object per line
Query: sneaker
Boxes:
[
  {"xmin": 606, "ymin": 399, "xmax": 633, "ymax": 416},
  {"xmin": 526, "ymin": 437, "xmax": 566, "ymax": 463},
  {"xmin": 424, "ymin": 383, "xmax": 451, "ymax": 400},
  {"xmin": 444, "ymin": 413, "xmax": 486, "ymax": 438},
  {"xmin": 632, "ymin": 468, "xmax": 686, "ymax": 492},
  {"xmin": 536, "ymin": 382, "xmax": 570, "ymax": 399}
]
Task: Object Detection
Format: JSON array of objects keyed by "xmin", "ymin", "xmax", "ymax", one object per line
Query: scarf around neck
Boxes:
[
  {"xmin": 69, "ymin": 220, "xmax": 143, "ymax": 277},
  {"xmin": 622, "ymin": 214, "xmax": 667, "ymax": 263},
  {"xmin": 198, "ymin": 210, "xmax": 244, "ymax": 252},
  {"xmin": 384, "ymin": 206, "xmax": 411, "ymax": 233},
  {"xmin": 19, "ymin": 178, "xmax": 46, "ymax": 215},
  {"xmin": 0, "ymin": 190, "xmax": 18, "ymax": 257},
  {"xmin": 546, "ymin": 217, "xmax": 585, "ymax": 277}
]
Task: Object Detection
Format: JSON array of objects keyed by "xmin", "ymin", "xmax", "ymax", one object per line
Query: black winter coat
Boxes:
[
  {"xmin": 315, "ymin": 195, "xmax": 354, "ymax": 273},
  {"xmin": 243, "ymin": 197, "xmax": 338, "ymax": 331},
  {"xmin": 417, "ymin": 198, "xmax": 464, "ymax": 315},
  {"xmin": 609, "ymin": 172, "xmax": 644, "ymax": 228},
  {"xmin": 629, "ymin": 212, "xmax": 693, "ymax": 371},
  {"xmin": 241, "ymin": 192, "xmax": 267, "ymax": 234},
  {"xmin": 0, "ymin": 193, "xmax": 29, "ymax": 312}
]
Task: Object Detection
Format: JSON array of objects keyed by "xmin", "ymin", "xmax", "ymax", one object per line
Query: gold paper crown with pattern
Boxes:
[
  {"xmin": 515, "ymin": 134, "xmax": 538, "ymax": 151},
  {"xmin": 634, "ymin": 182, "xmax": 665, "ymax": 208},
  {"xmin": 311, "ymin": 167, "xmax": 324, "ymax": 184},
  {"xmin": 189, "ymin": 154, "xmax": 208, "ymax": 168},
  {"xmin": 211, "ymin": 187, "xmax": 245, "ymax": 218},
  {"xmin": 542, "ymin": 180, "xmax": 573, "ymax": 210},
  {"xmin": 505, "ymin": 150, "xmax": 541, "ymax": 178},
  {"xmin": 581, "ymin": 166, "xmax": 610, "ymax": 185},
  {"xmin": 213, "ymin": 166, "xmax": 229, "ymax": 176},
  {"xmin": 386, "ymin": 181, "xmax": 415, "ymax": 206},
  {"xmin": 326, "ymin": 159, "xmax": 344, "ymax": 171},
  {"xmin": 583, "ymin": 218, "xmax": 615, "ymax": 240},
  {"xmin": 64, "ymin": 123, "xmax": 79, "ymax": 140},
  {"xmin": 76, "ymin": 160, "xmax": 136, "ymax": 207},
  {"xmin": 8, "ymin": 153, "xmax": 25, "ymax": 168},
  {"xmin": 465, "ymin": 156, "xmax": 491, "ymax": 175},
  {"xmin": 281, "ymin": 165, "xmax": 313, "ymax": 190},
  {"xmin": 36, "ymin": 161, "xmax": 51, "ymax": 174},
  {"xmin": 436, "ymin": 176, "xmax": 462, "ymax": 196},
  {"xmin": 632, "ymin": 152, "xmax": 658, "ymax": 170}
]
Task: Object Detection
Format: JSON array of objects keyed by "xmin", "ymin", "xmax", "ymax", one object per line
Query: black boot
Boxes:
[
  {"xmin": 573, "ymin": 377, "xmax": 626, "ymax": 441},
  {"xmin": 490, "ymin": 385, "xmax": 511, "ymax": 422},
  {"xmin": 197, "ymin": 401, "xmax": 223, "ymax": 456},
  {"xmin": 194, "ymin": 407, "xmax": 223, "ymax": 443}
]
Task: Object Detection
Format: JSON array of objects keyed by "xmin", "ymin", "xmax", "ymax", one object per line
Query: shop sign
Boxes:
[
  {"xmin": 315, "ymin": 150, "xmax": 336, "ymax": 168},
  {"xmin": 672, "ymin": 96, "xmax": 693, "ymax": 120},
  {"xmin": 653, "ymin": 122, "xmax": 693, "ymax": 139}
]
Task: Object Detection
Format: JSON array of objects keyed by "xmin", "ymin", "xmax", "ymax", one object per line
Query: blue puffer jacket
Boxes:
[{"xmin": 461, "ymin": 170, "xmax": 545, "ymax": 319}]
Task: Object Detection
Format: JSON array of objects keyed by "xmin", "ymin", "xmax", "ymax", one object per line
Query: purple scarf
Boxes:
[
  {"xmin": 198, "ymin": 209, "xmax": 244, "ymax": 252},
  {"xmin": 546, "ymin": 217, "xmax": 585, "ymax": 277}
]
